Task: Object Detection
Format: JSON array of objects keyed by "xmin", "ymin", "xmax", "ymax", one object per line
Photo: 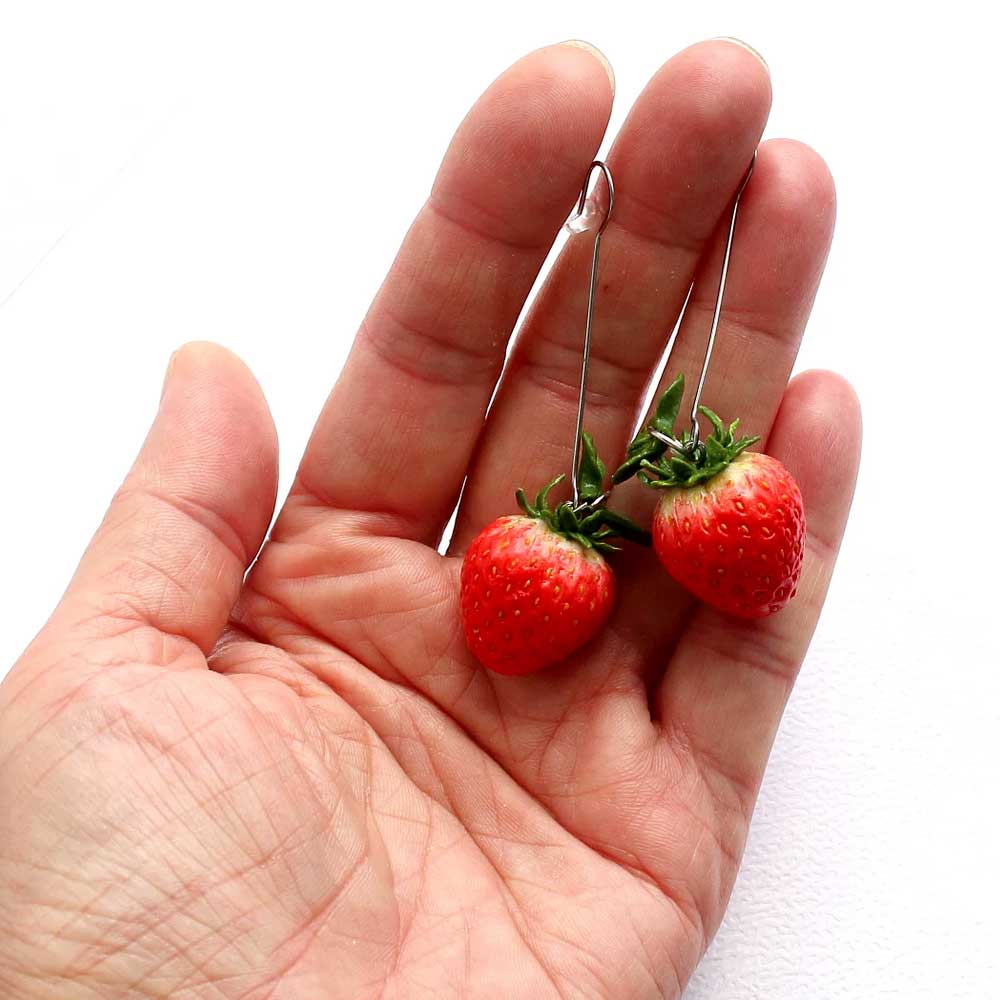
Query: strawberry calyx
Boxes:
[
  {"xmin": 515, "ymin": 432, "xmax": 651, "ymax": 553},
  {"xmin": 612, "ymin": 374, "xmax": 760, "ymax": 489}
]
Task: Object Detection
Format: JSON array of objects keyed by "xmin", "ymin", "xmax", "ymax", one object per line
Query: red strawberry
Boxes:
[
  {"xmin": 614, "ymin": 374, "xmax": 806, "ymax": 619},
  {"xmin": 651, "ymin": 451, "xmax": 804, "ymax": 618},
  {"xmin": 461, "ymin": 514, "xmax": 615, "ymax": 675},
  {"xmin": 461, "ymin": 435, "xmax": 649, "ymax": 675}
]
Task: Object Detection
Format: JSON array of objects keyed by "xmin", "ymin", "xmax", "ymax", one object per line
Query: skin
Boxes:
[{"xmin": 0, "ymin": 40, "xmax": 861, "ymax": 1000}]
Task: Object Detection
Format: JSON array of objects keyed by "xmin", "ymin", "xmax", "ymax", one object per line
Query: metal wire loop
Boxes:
[
  {"xmin": 682, "ymin": 151, "xmax": 756, "ymax": 452},
  {"xmin": 568, "ymin": 160, "xmax": 615, "ymax": 507}
]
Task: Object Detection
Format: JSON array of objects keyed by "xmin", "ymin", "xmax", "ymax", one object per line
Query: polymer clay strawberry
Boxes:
[
  {"xmin": 614, "ymin": 375, "xmax": 805, "ymax": 619},
  {"xmin": 461, "ymin": 435, "xmax": 649, "ymax": 675}
]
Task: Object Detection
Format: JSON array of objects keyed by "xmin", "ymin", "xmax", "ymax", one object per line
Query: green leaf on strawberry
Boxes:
[
  {"xmin": 613, "ymin": 376, "xmax": 760, "ymax": 489},
  {"xmin": 611, "ymin": 373, "xmax": 687, "ymax": 484},
  {"xmin": 514, "ymin": 434, "xmax": 651, "ymax": 552},
  {"xmin": 576, "ymin": 433, "xmax": 607, "ymax": 503},
  {"xmin": 653, "ymin": 373, "xmax": 685, "ymax": 436}
]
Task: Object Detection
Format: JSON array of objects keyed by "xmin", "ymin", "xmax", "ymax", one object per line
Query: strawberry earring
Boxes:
[
  {"xmin": 460, "ymin": 162, "xmax": 650, "ymax": 676},
  {"xmin": 613, "ymin": 152, "xmax": 806, "ymax": 619}
]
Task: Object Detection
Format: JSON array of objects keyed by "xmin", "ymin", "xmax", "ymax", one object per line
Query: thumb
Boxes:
[{"xmin": 37, "ymin": 342, "xmax": 278, "ymax": 668}]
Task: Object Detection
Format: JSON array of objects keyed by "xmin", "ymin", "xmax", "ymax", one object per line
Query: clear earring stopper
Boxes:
[{"xmin": 564, "ymin": 180, "xmax": 610, "ymax": 234}]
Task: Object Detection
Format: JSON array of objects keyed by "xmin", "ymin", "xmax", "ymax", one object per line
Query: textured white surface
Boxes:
[{"xmin": 1, "ymin": 3, "xmax": 998, "ymax": 996}]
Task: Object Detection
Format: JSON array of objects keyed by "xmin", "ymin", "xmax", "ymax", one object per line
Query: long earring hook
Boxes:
[
  {"xmin": 652, "ymin": 152, "xmax": 757, "ymax": 456},
  {"xmin": 688, "ymin": 151, "xmax": 756, "ymax": 449},
  {"xmin": 568, "ymin": 160, "xmax": 615, "ymax": 507}
]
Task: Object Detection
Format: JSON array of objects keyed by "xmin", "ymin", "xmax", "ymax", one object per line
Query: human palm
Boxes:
[{"xmin": 0, "ymin": 41, "xmax": 860, "ymax": 999}]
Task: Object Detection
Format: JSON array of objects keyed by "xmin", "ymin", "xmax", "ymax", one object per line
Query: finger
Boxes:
[
  {"xmin": 607, "ymin": 139, "xmax": 839, "ymax": 660},
  {"xmin": 657, "ymin": 371, "xmax": 862, "ymax": 815},
  {"xmin": 451, "ymin": 39, "xmax": 771, "ymax": 551},
  {"xmin": 292, "ymin": 43, "xmax": 614, "ymax": 544},
  {"xmin": 42, "ymin": 343, "xmax": 278, "ymax": 665},
  {"xmin": 652, "ymin": 138, "xmax": 837, "ymax": 459}
]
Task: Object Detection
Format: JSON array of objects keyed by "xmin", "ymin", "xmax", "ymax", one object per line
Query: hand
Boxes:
[{"xmin": 0, "ymin": 40, "xmax": 860, "ymax": 999}]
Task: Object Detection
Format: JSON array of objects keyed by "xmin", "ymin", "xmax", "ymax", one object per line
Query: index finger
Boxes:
[{"xmin": 289, "ymin": 43, "xmax": 614, "ymax": 544}]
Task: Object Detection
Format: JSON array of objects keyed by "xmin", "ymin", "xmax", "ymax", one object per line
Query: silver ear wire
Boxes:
[
  {"xmin": 567, "ymin": 160, "xmax": 615, "ymax": 508},
  {"xmin": 650, "ymin": 151, "xmax": 757, "ymax": 456}
]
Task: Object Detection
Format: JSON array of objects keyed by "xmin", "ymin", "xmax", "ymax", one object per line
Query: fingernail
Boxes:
[
  {"xmin": 160, "ymin": 350, "xmax": 180, "ymax": 401},
  {"xmin": 560, "ymin": 39, "xmax": 615, "ymax": 92},
  {"xmin": 711, "ymin": 36, "xmax": 768, "ymax": 72}
]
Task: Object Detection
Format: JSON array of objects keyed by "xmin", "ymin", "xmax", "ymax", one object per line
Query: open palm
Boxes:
[{"xmin": 0, "ymin": 41, "xmax": 860, "ymax": 999}]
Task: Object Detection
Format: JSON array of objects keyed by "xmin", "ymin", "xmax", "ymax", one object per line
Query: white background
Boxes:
[{"xmin": 1, "ymin": 3, "xmax": 997, "ymax": 997}]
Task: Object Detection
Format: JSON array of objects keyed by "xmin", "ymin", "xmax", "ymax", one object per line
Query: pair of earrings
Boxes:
[{"xmin": 460, "ymin": 157, "xmax": 806, "ymax": 676}]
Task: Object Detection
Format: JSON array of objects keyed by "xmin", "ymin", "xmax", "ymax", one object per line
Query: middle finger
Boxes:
[{"xmin": 451, "ymin": 39, "xmax": 771, "ymax": 551}]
